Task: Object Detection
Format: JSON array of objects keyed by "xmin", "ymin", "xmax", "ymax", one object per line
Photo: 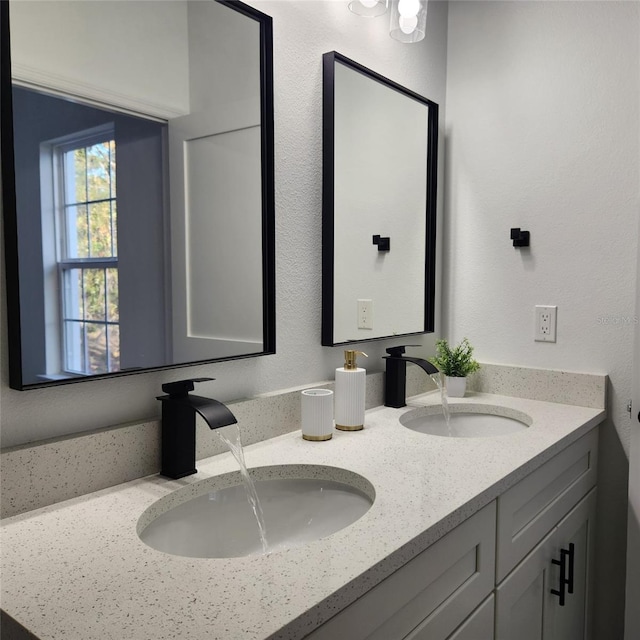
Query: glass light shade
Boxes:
[
  {"xmin": 389, "ymin": 0, "xmax": 427, "ymax": 43},
  {"xmin": 348, "ymin": 0, "xmax": 388, "ymax": 18}
]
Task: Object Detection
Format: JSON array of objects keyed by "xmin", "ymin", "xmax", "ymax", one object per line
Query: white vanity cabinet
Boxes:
[
  {"xmin": 495, "ymin": 489, "xmax": 597, "ymax": 640},
  {"xmin": 495, "ymin": 427, "xmax": 598, "ymax": 640},
  {"xmin": 304, "ymin": 428, "xmax": 599, "ymax": 640}
]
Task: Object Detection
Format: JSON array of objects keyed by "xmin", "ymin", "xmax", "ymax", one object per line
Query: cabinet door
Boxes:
[
  {"xmin": 546, "ymin": 488, "xmax": 597, "ymax": 640},
  {"xmin": 444, "ymin": 595, "xmax": 494, "ymax": 640},
  {"xmin": 496, "ymin": 489, "xmax": 597, "ymax": 640},
  {"xmin": 495, "ymin": 528, "xmax": 556, "ymax": 640}
]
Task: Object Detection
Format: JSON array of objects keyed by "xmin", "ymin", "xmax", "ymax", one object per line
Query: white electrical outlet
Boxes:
[
  {"xmin": 535, "ymin": 305, "xmax": 557, "ymax": 342},
  {"xmin": 357, "ymin": 299, "xmax": 373, "ymax": 330}
]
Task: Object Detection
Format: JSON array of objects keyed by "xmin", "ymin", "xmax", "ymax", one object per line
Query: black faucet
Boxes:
[
  {"xmin": 383, "ymin": 345, "xmax": 440, "ymax": 408},
  {"xmin": 157, "ymin": 378, "xmax": 237, "ymax": 479}
]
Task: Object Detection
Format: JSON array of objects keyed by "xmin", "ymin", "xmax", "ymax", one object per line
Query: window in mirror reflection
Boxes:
[{"xmin": 13, "ymin": 85, "xmax": 167, "ymax": 382}]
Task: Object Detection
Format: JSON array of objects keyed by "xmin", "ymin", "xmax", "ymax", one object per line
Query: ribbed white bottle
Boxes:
[{"xmin": 334, "ymin": 350, "xmax": 368, "ymax": 431}]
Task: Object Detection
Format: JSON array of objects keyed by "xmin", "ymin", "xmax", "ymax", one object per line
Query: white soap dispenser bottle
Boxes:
[{"xmin": 335, "ymin": 350, "xmax": 368, "ymax": 431}]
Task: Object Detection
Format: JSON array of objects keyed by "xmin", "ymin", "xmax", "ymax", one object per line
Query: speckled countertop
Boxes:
[{"xmin": 1, "ymin": 391, "xmax": 604, "ymax": 640}]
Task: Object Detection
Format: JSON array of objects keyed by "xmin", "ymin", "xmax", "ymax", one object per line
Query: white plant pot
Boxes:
[{"xmin": 445, "ymin": 376, "xmax": 467, "ymax": 398}]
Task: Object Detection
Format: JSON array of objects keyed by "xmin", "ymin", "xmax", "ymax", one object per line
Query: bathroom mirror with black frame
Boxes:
[
  {"xmin": 321, "ymin": 51, "xmax": 438, "ymax": 346},
  {"xmin": 1, "ymin": 0, "xmax": 275, "ymax": 390}
]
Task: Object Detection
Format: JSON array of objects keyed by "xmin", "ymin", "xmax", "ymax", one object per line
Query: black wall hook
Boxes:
[
  {"xmin": 510, "ymin": 228, "xmax": 530, "ymax": 247},
  {"xmin": 373, "ymin": 235, "xmax": 391, "ymax": 252}
]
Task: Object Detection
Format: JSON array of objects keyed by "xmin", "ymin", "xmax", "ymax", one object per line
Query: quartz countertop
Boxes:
[{"xmin": 0, "ymin": 392, "xmax": 605, "ymax": 640}]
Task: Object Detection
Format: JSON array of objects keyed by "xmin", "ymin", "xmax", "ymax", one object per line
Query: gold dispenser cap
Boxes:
[{"xmin": 344, "ymin": 350, "xmax": 368, "ymax": 370}]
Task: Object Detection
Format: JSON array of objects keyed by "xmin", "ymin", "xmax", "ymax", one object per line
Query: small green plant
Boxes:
[{"xmin": 429, "ymin": 337, "xmax": 480, "ymax": 378}]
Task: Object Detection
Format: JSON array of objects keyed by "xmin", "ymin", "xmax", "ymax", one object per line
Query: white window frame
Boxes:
[{"xmin": 40, "ymin": 123, "xmax": 119, "ymax": 377}]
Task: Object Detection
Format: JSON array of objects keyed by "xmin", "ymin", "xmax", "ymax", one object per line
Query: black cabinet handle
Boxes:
[
  {"xmin": 550, "ymin": 543, "xmax": 575, "ymax": 606},
  {"xmin": 567, "ymin": 542, "xmax": 575, "ymax": 595}
]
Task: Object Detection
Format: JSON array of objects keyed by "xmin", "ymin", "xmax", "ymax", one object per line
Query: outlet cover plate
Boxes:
[
  {"xmin": 357, "ymin": 299, "xmax": 373, "ymax": 330},
  {"xmin": 535, "ymin": 305, "xmax": 557, "ymax": 342}
]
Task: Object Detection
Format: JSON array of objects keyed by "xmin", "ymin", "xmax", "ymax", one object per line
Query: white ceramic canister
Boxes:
[{"xmin": 301, "ymin": 389, "xmax": 334, "ymax": 441}]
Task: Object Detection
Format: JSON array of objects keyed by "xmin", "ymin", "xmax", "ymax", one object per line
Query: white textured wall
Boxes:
[
  {"xmin": 0, "ymin": 0, "xmax": 448, "ymax": 447},
  {"xmin": 444, "ymin": 0, "xmax": 638, "ymax": 446},
  {"xmin": 444, "ymin": 2, "xmax": 639, "ymax": 637}
]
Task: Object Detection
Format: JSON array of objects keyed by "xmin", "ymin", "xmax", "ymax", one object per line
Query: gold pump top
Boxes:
[{"xmin": 344, "ymin": 350, "xmax": 368, "ymax": 370}]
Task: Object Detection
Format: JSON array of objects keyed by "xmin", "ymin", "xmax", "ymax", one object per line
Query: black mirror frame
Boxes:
[
  {"xmin": 321, "ymin": 51, "xmax": 438, "ymax": 347},
  {"xmin": 0, "ymin": 0, "xmax": 275, "ymax": 390}
]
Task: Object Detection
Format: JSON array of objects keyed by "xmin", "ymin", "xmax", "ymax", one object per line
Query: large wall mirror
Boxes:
[
  {"xmin": 1, "ymin": 0, "xmax": 275, "ymax": 390},
  {"xmin": 321, "ymin": 51, "xmax": 438, "ymax": 346}
]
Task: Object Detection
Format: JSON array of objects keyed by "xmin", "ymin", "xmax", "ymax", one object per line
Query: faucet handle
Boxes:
[
  {"xmin": 162, "ymin": 378, "xmax": 215, "ymax": 398},
  {"xmin": 385, "ymin": 345, "xmax": 421, "ymax": 358}
]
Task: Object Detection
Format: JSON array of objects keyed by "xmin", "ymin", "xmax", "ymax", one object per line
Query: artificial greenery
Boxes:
[{"xmin": 429, "ymin": 337, "xmax": 480, "ymax": 378}]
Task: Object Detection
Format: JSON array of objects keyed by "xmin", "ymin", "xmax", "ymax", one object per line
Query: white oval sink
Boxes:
[
  {"xmin": 400, "ymin": 404, "xmax": 532, "ymax": 438},
  {"xmin": 138, "ymin": 465, "xmax": 374, "ymax": 558}
]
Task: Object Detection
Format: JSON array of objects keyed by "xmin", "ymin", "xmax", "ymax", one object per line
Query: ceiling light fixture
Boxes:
[
  {"xmin": 348, "ymin": 0, "xmax": 388, "ymax": 18},
  {"xmin": 389, "ymin": 0, "xmax": 427, "ymax": 43}
]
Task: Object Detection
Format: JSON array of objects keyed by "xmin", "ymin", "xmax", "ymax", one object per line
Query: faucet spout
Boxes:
[
  {"xmin": 383, "ymin": 345, "xmax": 439, "ymax": 408},
  {"xmin": 164, "ymin": 393, "xmax": 238, "ymax": 431},
  {"xmin": 157, "ymin": 378, "xmax": 237, "ymax": 479},
  {"xmin": 397, "ymin": 356, "xmax": 439, "ymax": 377}
]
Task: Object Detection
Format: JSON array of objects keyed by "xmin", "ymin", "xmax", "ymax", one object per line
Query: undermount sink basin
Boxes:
[
  {"xmin": 400, "ymin": 404, "xmax": 532, "ymax": 438},
  {"xmin": 138, "ymin": 465, "xmax": 374, "ymax": 558}
]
